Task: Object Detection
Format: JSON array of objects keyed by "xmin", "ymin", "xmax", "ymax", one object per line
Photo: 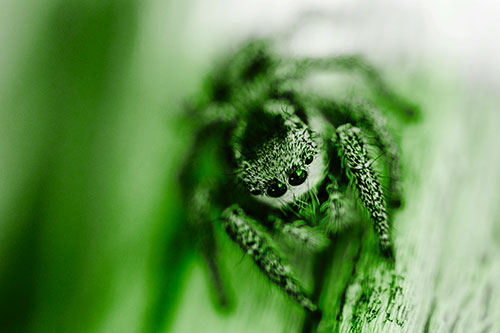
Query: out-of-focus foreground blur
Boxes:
[{"xmin": 1, "ymin": 0, "xmax": 500, "ymax": 332}]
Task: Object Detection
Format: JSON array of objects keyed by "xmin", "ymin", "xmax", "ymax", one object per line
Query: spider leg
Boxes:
[
  {"xmin": 334, "ymin": 124, "xmax": 394, "ymax": 258},
  {"xmin": 221, "ymin": 205, "xmax": 317, "ymax": 312},
  {"xmin": 320, "ymin": 174, "xmax": 348, "ymax": 233},
  {"xmin": 272, "ymin": 217, "xmax": 330, "ymax": 252},
  {"xmin": 349, "ymin": 100, "xmax": 403, "ymax": 207},
  {"xmin": 295, "ymin": 55, "xmax": 419, "ymax": 119},
  {"xmin": 311, "ymin": 96, "xmax": 403, "ymax": 208},
  {"xmin": 187, "ymin": 185, "xmax": 231, "ymax": 309},
  {"xmin": 180, "ymin": 122, "xmax": 236, "ymax": 310}
]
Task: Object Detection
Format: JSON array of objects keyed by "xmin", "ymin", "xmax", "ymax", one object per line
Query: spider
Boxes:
[{"xmin": 179, "ymin": 38, "xmax": 417, "ymax": 314}]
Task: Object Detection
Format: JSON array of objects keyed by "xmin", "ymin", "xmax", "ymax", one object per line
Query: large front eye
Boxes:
[
  {"xmin": 266, "ymin": 181, "xmax": 287, "ymax": 197},
  {"xmin": 288, "ymin": 169, "xmax": 307, "ymax": 186}
]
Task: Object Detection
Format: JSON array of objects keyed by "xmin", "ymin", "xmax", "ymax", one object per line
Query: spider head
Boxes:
[{"xmin": 233, "ymin": 101, "xmax": 327, "ymax": 208}]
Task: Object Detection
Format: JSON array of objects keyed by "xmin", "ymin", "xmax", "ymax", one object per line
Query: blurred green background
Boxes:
[
  {"xmin": 0, "ymin": 0, "xmax": 197, "ymax": 331},
  {"xmin": 2, "ymin": 0, "xmax": 500, "ymax": 332}
]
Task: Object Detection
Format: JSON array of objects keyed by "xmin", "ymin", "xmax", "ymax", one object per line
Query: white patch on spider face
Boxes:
[{"xmin": 254, "ymin": 148, "xmax": 327, "ymax": 208}]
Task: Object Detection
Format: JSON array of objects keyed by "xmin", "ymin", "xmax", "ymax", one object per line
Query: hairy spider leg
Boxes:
[
  {"xmin": 271, "ymin": 217, "xmax": 330, "ymax": 252},
  {"xmin": 320, "ymin": 174, "xmax": 348, "ymax": 233},
  {"xmin": 347, "ymin": 100, "xmax": 403, "ymax": 207},
  {"xmin": 221, "ymin": 205, "xmax": 318, "ymax": 312},
  {"xmin": 310, "ymin": 96, "xmax": 403, "ymax": 208},
  {"xmin": 186, "ymin": 185, "xmax": 231, "ymax": 310},
  {"xmin": 334, "ymin": 124, "xmax": 394, "ymax": 259},
  {"xmin": 295, "ymin": 55, "xmax": 419, "ymax": 119}
]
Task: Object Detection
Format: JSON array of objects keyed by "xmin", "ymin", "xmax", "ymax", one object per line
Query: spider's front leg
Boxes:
[
  {"xmin": 221, "ymin": 205, "xmax": 317, "ymax": 312},
  {"xmin": 349, "ymin": 101, "xmax": 403, "ymax": 207},
  {"xmin": 334, "ymin": 124, "xmax": 394, "ymax": 258}
]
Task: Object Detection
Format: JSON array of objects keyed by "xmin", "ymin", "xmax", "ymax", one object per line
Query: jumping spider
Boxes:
[{"xmin": 180, "ymin": 39, "xmax": 416, "ymax": 313}]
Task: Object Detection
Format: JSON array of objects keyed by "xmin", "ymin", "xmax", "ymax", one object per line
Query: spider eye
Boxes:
[
  {"xmin": 305, "ymin": 155, "xmax": 314, "ymax": 165},
  {"xmin": 250, "ymin": 189, "xmax": 262, "ymax": 196},
  {"xmin": 288, "ymin": 169, "xmax": 307, "ymax": 186},
  {"xmin": 266, "ymin": 181, "xmax": 287, "ymax": 198}
]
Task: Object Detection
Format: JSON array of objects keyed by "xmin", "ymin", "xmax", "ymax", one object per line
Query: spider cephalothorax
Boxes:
[
  {"xmin": 232, "ymin": 102, "xmax": 326, "ymax": 208},
  {"xmin": 180, "ymin": 38, "xmax": 417, "ymax": 317}
]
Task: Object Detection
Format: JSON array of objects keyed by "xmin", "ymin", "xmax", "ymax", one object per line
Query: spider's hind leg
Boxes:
[
  {"xmin": 334, "ymin": 124, "xmax": 394, "ymax": 258},
  {"xmin": 295, "ymin": 55, "xmax": 419, "ymax": 119}
]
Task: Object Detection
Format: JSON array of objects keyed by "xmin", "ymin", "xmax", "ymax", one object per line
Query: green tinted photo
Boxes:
[{"xmin": 1, "ymin": 1, "xmax": 499, "ymax": 332}]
